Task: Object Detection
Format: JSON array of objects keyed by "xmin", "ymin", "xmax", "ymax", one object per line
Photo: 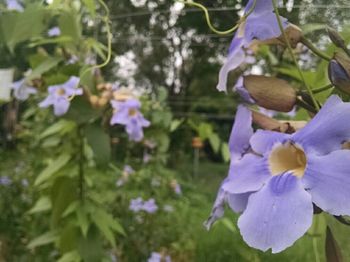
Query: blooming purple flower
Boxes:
[
  {"xmin": 148, "ymin": 252, "xmax": 162, "ymax": 262},
  {"xmin": 129, "ymin": 197, "xmax": 144, "ymax": 212},
  {"xmin": 110, "ymin": 99, "xmax": 150, "ymax": 142},
  {"xmin": 217, "ymin": 0, "xmax": 288, "ymax": 92},
  {"xmin": 39, "ymin": 76, "xmax": 83, "ymax": 116},
  {"xmin": 48, "ymin": 27, "xmax": 61, "ymax": 37},
  {"xmin": 174, "ymin": 184, "xmax": 182, "ymax": 195},
  {"xmin": 0, "ymin": 176, "xmax": 12, "ymax": 186},
  {"xmin": 148, "ymin": 252, "xmax": 171, "ymax": 262},
  {"xmin": 207, "ymin": 96, "xmax": 350, "ymax": 253},
  {"xmin": 142, "ymin": 198, "xmax": 158, "ymax": 214},
  {"xmin": 12, "ymin": 79, "xmax": 37, "ymax": 101},
  {"xmin": 6, "ymin": 0, "xmax": 23, "ymax": 11},
  {"xmin": 123, "ymin": 165, "xmax": 134, "ymax": 176}
]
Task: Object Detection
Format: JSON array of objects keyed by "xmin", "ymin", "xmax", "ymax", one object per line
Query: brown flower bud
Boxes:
[
  {"xmin": 279, "ymin": 24, "xmax": 303, "ymax": 48},
  {"xmin": 97, "ymin": 97, "xmax": 108, "ymax": 107},
  {"xmin": 89, "ymin": 95, "xmax": 99, "ymax": 107},
  {"xmin": 327, "ymin": 26, "xmax": 347, "ymax": 49},
  {"xmin": 244, "ymin": 75, "xmax": 296, "ymax": 112},
  {"xmin": 328, "ymin": 52, "xmax": 350, "ymax": 94}
]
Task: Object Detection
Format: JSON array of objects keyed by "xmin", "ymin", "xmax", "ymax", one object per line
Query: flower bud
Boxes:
[
  {"xmin": 89, "ymin": 95, "xmax": 99, "ymax": 107},
  {"xmin": 328, "ymin": 52, "xmax": 350, "ymax": 94},
  {"xmin": 279, "ymin": 24, "xmax": 303, "ymax": 48},
  {"xmin": 327, "ymin": 26, "xmax": 347, "ymax": 49},
  {"xmin": 243, "ymin": 75, "xmax": 296, "ymax": 112}
]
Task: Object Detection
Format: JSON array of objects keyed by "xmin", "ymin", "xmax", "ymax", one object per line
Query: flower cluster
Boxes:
[
  {"xmin": 148, "ymin": 252, "xmax": 171, "ymax": 262},
  {"xmin": 129, "ymin": 197, "xmax": 158, "ymax": 214},
  {"xmin": 205, "ymin": 0, "xmax": 350, "ymax": 254},
  {"xmin": 110, "ymin": 98, "xmax": 150, "ymax": 142}
]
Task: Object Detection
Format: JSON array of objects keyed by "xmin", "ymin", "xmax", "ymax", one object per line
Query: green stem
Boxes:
[
  {"xmin": 176, "ymin": 0, "xmax": 257, "ymax": 35},
  {"xmin": 78, "ymin": 127, "xmax": 85, "ymax": 202},
  {"xmin": 271, "ymin": 0, "xmax": 320, "ymax": 111},
  {"xmin": 296, "ymin": 98, "xmax": 317, "ymax": 114},
  {"xmin": 80, "ymin": 0, "xmax": 112, "ymax": 80},
  {"xmin": 312, "ymin": 84, "xmax": 334, "ymax": 94},
  {"xmin": 300, "ymin": 36, "xmax": 332, "ymax": 61}
]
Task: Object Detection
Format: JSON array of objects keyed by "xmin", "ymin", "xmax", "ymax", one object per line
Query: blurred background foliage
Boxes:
[{"xmin": 0, "ymin": 0, "xmax": 350, "ymax": 261}]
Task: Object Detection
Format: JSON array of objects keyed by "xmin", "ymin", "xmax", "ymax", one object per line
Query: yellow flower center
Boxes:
[
  {"xmin": 128, "ymin": 108, "xmax": 137, "ymax": 116},
  {"xmin": 56, "ymin": 88, "xmax": 66, "ymax": 96},
  {"xmin": 268, "ymin": 143, "xmax": 307, "ymax": 178}
]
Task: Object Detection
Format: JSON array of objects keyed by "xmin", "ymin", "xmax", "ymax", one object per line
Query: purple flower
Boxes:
[
  {"xmin": 142, "ymin": 198, "xmax": 158, "ymax": 214},
  {"xmin": 48, "ymin": 27, "xmax": 61, "ymax": 37},
  {"xmin": 207, "ymin": 96, "xmax": 350, "ymax": 253},
  {"xmin": 148, "ymin": 252, "xmax": 162, "ymax": 262},
  {"xmin": 148, "ymin": 253, "xmax": 171, "ymax": 262},
  {"xmin": 129, "ymin": 197, "xmax": 144, "ymax": 212},
  {"xmin": 123, "ymin": 165, "xmax": 134, "ymax": 176},
  {"xmin": 110, "ymin": 99, "xmax": 150, "ymax": 142},
  {"xmin": 6, "ymin": 0, "xmax": 23, "ymax": 11},
  {"xmin": 12, "ymin": 79, "xmax": 37, "ymax": 101},
  {"xmin": 217, "ymin": 0, "xmax": 288, "ymax": 92},
  {"xmin": 0, "ymin": 176, "xmax": 12, "ymax": 186},
  {"xmin": 39, "ymin": 76, "xmax": 83, "ymax": 116}
]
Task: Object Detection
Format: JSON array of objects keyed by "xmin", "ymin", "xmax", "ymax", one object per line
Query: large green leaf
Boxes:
[
  {"xmin": 28, "ymin": 196, "xmax": 52, "ymax": 214},
  {"xmin": 84, "ymin": 124, "xmax": 111, "ymax": 167},
  {"xmin": 0, "ymin": 4, "xmax": 47, "ymax": 51},
  {"xmin": 27, "ymin": 57, "xmax": 63, "ymax": 81},
  {"xmin": 27, "ymin": 230, "xmax": 58, "ymax": 249},
  {"xmin": 35, "ymin": 154, "xmax": 71, "ymax": 186}
]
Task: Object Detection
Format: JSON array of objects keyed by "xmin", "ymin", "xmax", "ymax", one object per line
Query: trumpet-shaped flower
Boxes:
[
  {"xmin": 12, "ymin": 79, "xmax": 37, "ymax": 101},
  {"xmin": 6, "ymin": 0, "xmax": 23, "ymax": 11},
  {"xmin": 39, "ymin": 76, "xmax": 83, "ymax": 116},
  {"xmin": 217, "ymin": 0, "xmax": 288, "ymax": 92},
  {"xmin": 110, "ymin": 99, "xmax": 150, "ymax": 142},
  {"xmin": 207, "ymin": 96, "xmax": 350, "ymax": 253}
]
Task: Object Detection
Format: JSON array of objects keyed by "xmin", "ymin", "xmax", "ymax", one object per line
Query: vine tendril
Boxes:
[{"xmin": 176, "ymin": 0, "xmax": 257, "ymax": 35}]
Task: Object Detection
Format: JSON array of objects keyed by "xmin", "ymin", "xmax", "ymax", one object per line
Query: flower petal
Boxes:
[
  {"xmin": 223, "ymin": 153, "xmax": 270, "ymax": 194},
  {"xmin": 53, "ymin": 98, "xmax": 70, "ymax": 116},
  {"xmin": 292, "ymin": 95, "xmax": 350, "ymax": 155},
  {"xmin": 216, "ymin": 43, "xmax": 245, "ymax": 92},
  {"xmin": 229, "ymin": 105, "xmax": 253, "ymax": 161},
  {"xmin": 303, "ymin": 150, "xmax": 350, "ymax": 216},
  {"xmin": 227, "ymin": 192, "xmax": 251, "ymax": 213},
  {"xmin": 250, "ymin": 130, "xmax": 290, "ymax": 155},
  {"xmin": 238, "ymin": 173, "xmax": 313, "ymax": 253}
]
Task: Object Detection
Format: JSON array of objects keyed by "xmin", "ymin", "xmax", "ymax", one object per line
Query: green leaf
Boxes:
[
  {"xmin": 28, "ymin": 197, "xmax": 52, "ymax": 214},
  {"xmin": 170, "ymin": 119, "xmax": 183, "ymax": 132},
  {"xmin": 57, "ymin": 251, "xmax": 81, "ymax": 262},
  {"xmin": 76, "ymin": 207, "xmax": 90, "ymax": 237},
  {"xmin": 39, "ymin": 119, "xmax": 76, "ymax": 140},
  {"xmin": 27, "ymin": 230, "xmax": 58, "ymax": 249},
  {"xmin": 35, "ymin": 154, "xmax": 71, "ymax": 186},
  {"xmin": 326, "ymin": 226, "xmax": 343, "ymax": 262},
  {"xmin": 220, "ymin": 218, "xmax": 237, "ymax": 233},
  {"xmin": 82, "ymin": 0, "xmax": 96, "ymax": 17},
  {"xmin": 0, "ymin": 4, "xmax": 46, "ymax": 51},
  {"xmin": 59, "ymin": 10, "xmax": 82, "ymax": 43},
  {"xmin": 208, "ymin": 134, "xmax": 220, "ymax": 153},
  {"xmin": 198, "ymin": 123, "xmax": 213, "ymax": 140},
  {"xmin": 221, "ymin": 143, "xmax": 230, "ymax": 163},
  {"xmin": 84, "ymin": 124, "xmax": 111, "ymax": 167},
  {"xmin": 27, "ymin": 57, "xmax": 63, "ymax": 81}
]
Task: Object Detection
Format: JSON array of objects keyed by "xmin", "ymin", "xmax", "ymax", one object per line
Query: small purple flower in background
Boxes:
[
  {"xmin": 170, "ymin": 180, "xmax": 182, "ymax": 195},
  {"xmin": 12, "ymin": 79, "xmax": 37, "ymax": 101},
  {"xmin": 142, "ymin": 198, "xmax": 158, "ymax": 214},
  {"xmin": 143, "ymin": 152, "xmax": 152, "ymax": 164},
  {"xmin": 148, "ymin": 252, "xmax": 171, "ymax": 262},
  {"xmin": 115, "ymin": 179, "xmax": 124, "ymax": 187},
  {"xmin": 39, "ymin": 76, "xmax": 82, "ymax": 116},
  {"xmin": 0, "ymin": 176, "xmax": 12, "ymax": 186},
  {"xmin": 6, "ymin": 0, "xmax": 23, "ymax": 11},
  {"xmin": 123, "ymin": 165, "xmax": 134, "ymax": 176},
  {"xmin": 207, "ymin": 96, "xmax": 350, "ymax": 253},
  {"xmin": 129, "ymin": 197, "xmax": 144, "ymax": 212},
  {"xmin": 48, "ymin": 27, "xmax": 61, "ymax": 37},
  {"xmin": 110, "ymin": 98, "xmax": 150, "ymax": 142},
  {"xmin": 163, "ymin": 205, "xmax": 174, "ymax": 213},
  {"xmin": 217, "ymin": 0, "xmax": 288, "ymax": 92}
]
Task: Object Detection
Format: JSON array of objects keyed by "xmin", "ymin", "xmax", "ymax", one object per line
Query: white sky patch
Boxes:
[{"xmin": 130, "ymin": 0, "xmax": 146, "ymax": 8}]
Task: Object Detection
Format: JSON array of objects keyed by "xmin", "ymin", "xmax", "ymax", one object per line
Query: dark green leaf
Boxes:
[{"xmin": 326, "ymin": 226, "xmax": 343, "ymax": 262}]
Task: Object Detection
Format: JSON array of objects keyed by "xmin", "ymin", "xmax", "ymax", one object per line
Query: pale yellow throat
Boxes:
[
  {"xmin": 268, "ymin": 143, "xmax": 307, "ymax": 178},
  {"xmin": 128, "ymin": 108, "xmax": 137, "ymax": 116}
]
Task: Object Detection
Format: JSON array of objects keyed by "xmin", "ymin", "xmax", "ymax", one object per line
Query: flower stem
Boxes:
[
  {"xmin": 78, "ymin": 126, "xmax": 85, "ymax": 202},
  {"xmin": 176, "ymin": 0, "xmax": 257, "ymax": 35},
  {"xmin": 296, "ymin": 98, "xmax": 317, "ymax": 114},
  {"xmin": 312, "ymin": 84, "xmax": 334, "ymax": 94},
  {"xmin": 300, "ymin": 36, "xmax": 332, "ymax": 61},
  {"xmin": 271, "ymin": 0, "xmax": 320, "ymax": 111}
]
